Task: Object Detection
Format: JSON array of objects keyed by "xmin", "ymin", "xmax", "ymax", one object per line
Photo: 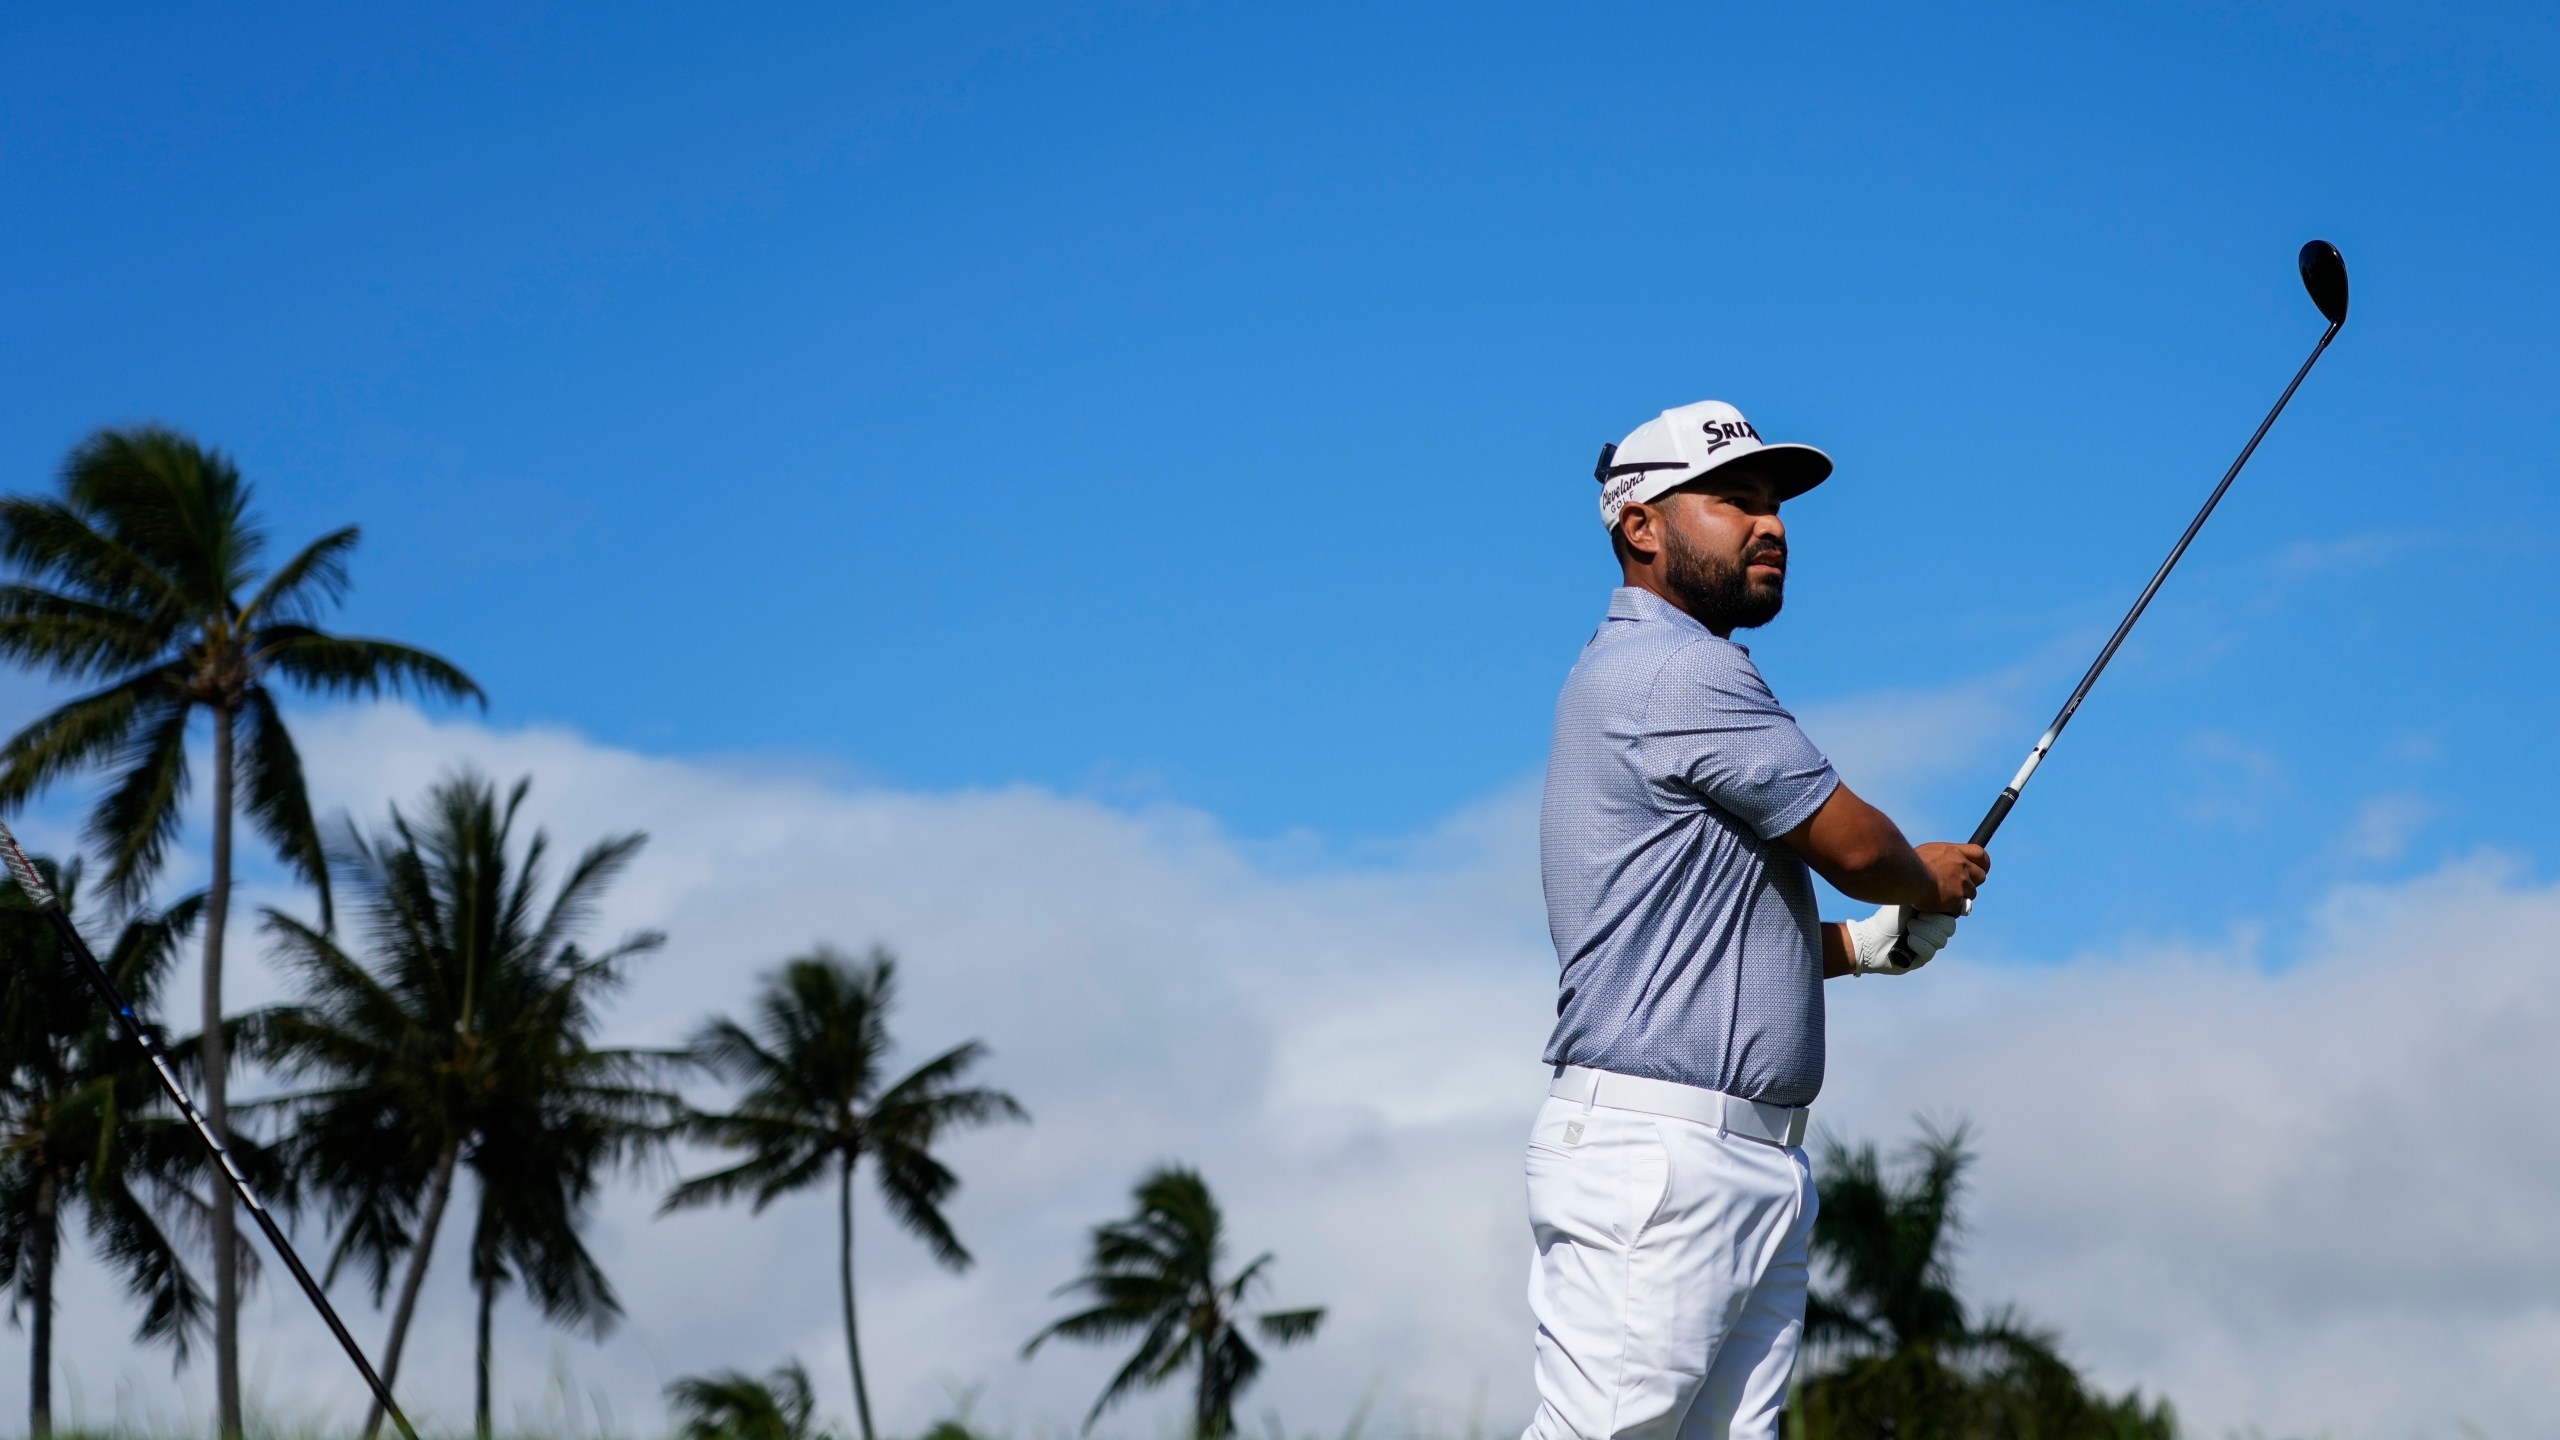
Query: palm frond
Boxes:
[
  {"xmin": 240, "ymin": 526, "xmax": 357, "ymax": 626},
  {"xmin": 86, "ymin": 690, "xmax": 196, "ymax": 907},
  {"xmin": 658, "ymin": 1140, "xmax": 830, "ymax": 1216},
  {"xmin": 254, "ymin": 628, "xmax": 482, "ymax": 707},
  {"xmin": 101, "ymin": 889, "xmax": 205, "ymax": 1002},
  {"xmin": 0, "ymin": 491, "xmax": 191, "ymax": 623},
  {"xmin": 0, "ymin": 666, "xmax": 180, "ymax": 812},
  {"xmin": 685, "ymin": 1016, "xmax": 796, "ymax": 1091},
  {"xmin": 0, "ymin": 583, "xmax": 172, "ymax": 674},
  {"xmin": 476, "ymin": 1134, "xmax": 623, "ymax": 1336},
  {"xmin": 1069, "ymin": 1309, "xmax": 1189, "ymax": 1431},
  {"xmin": 1196, "ymin": 1322, "xmax": 1265, "ymax": 1440},
  {"xmin": 82, "ymin": 1167, "xmax": 210, "ymax": 1355},
  {"xmin": 253, "ymin": 912, "xmax": 415, "ymax": 1058},
  {"xmin": 1255, "ymin": 1307, "xmax": 1323, "ymax": 1344},
  {"xmin": 872, "ymin": 1043, "xmax": 1029, "ymax": 1140},
  {"xmin": 870, "ymin": 1137, "xmax": 970, "ymax": 1270},
  {"xmin": 58, "ymin": 426, "xmax": 260, "ymax": 609},
  {"xmin": 237, "ymin": 687, "xmax": 330, "ymax": 927},
  {"xmin": 523, "ymin": 829, "xmax": 649, "ymax": 971},
  {"xmin": 667, "ymin": 1361, "xmax": 819, "ymax": 1440}
]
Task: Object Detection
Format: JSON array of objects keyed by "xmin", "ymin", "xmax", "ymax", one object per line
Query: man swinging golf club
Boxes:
[{"xmin": 1526, "ymin": 400, "xmax": 1988, "ymax": 1440}]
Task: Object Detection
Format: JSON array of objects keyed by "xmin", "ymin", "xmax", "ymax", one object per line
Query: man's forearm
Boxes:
[
  {"xmin": 1819, "ymin": 846, "xmax": 1945, "ymax": 910},
  {"xmin": 1783, "ymin": 783, "xmax": 1955, "ymax": 910}
]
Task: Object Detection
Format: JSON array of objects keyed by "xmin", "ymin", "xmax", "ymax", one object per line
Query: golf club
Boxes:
[
  {"xmin": 0, "ymin": 818, "xmax": 421, "ymax": 1440},
  {"xmin": 1892, "ymin": 239, "xmax": 2350, "ymax": 964}
]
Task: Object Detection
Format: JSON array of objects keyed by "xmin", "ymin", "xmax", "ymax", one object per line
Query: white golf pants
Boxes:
[{"xmin": 1520, "ymin": 1094, "xmax": 1817, "ymax": 1440}]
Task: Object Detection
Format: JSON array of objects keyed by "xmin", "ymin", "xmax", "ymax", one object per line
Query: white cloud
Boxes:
[
  {"xmin": 2336, "ymin": 791, "xmax": 2435, "ymax": 865},
  {"xmin": 1818, "ymin": 854, "xmax": 2560, "ymax": 1434},
  {"xmin": 12, "ymin": 704, "xmax": 2559, "ymax": 1440}
]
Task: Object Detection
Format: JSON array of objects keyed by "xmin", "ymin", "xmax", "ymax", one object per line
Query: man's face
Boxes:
[{"xmin": 1627, "ymin": 470, "xmax": 1790, "ymax": 632}]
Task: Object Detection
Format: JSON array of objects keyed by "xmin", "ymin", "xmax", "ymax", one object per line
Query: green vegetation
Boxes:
[
  {"xmin": 0, "ymin": 426, "xmax": 480, "ymax": 1437},
  {"xmin": 663, "ymin": 948, "xmax": 1025, "ymax": 1440},
  {"xmin": 249, "ymin": 770, "xmax": 681, "ymax": 1440},
  {"xmin": 0, "ymin": 858, "xmax": 210, "ymax": 1437},
  {"xmin": 666, "ymin": 1361, "xmax": 829, "ymax": 1440},
  {"xmin": 1025, "ymin": 1165, "xmax": 1325, "ymax": 1440},
  {"xmin": 1790, "ymin": 1121, "xmax": 2177, "ymax": 1440}
]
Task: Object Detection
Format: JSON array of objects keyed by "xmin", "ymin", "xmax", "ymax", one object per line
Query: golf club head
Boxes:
[{"xmin": 2299, "ymin": 240, "xmax": 2349, "ymax": 327}]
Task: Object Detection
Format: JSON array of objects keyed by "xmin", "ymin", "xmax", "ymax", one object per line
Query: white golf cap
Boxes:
[{"xmin": 1595, "ymin": 400, "xmax": 1833, "ymax": 532}]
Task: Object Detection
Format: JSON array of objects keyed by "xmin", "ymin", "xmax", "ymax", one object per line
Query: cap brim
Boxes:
[{"xmin": 1685, "ymin": 442, "xmax": 1834, "ymax": 501}]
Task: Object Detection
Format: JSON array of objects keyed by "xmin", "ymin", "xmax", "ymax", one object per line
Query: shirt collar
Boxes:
[{"xmin": 1606, "ymin": 587, "xmax": 1747, "ymax": 653}]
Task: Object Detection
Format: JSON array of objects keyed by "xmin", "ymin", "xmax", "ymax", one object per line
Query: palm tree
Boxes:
[
  {"xmin": 1793, "ymin": 1120, "xmax": 2177, "ymax": 1439},
  {"xmin": 250, "ymin": 770, "xmax": 678, "ymax": 1440},
  {"xmin": 0, "ymin": 855, "xmax": 212, "ymax": 1437},
  {"xmin": 662, "ymin": 948, "xmax": 1025, "ymax": 1440},
  {"xmin": 1025, "ymin": 1165, "xmax": 1325, "ymax": 1440},
  {"xmin": 666, "ymin": 1360, "xmax": 829, "ymax": 1440},
  {"xmin": 0, "ymin": 425, "xmax": 481, "ymax": 1436}
]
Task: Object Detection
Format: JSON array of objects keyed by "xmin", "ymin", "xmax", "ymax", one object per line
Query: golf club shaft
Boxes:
[
  {"xmin": 1967, "ymin": 317, "xmax": 2342, "ymax": 850},
  {"xmin": 0, "ymin": 821, "xmax": 419, "ymax": 1440},
  {"xmin": 1883, "ymin": 316, "xmax": 2342, "ymax": 970}
]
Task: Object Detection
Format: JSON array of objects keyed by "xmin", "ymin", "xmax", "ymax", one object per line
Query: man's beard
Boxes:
[{"xmin": 1664, "ymin": 529, "xmax": 1785, "ymax": 631}]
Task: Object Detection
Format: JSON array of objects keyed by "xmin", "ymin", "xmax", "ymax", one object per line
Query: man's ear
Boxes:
[{"xmin": 1616, "ymin": 500, "xmax": 1666, "ymax": 562}]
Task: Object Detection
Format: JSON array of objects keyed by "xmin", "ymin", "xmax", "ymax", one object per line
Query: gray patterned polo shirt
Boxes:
[{"xmin": 1539, "ymin": 587, "xmax": 1840, "ymax": 1107}]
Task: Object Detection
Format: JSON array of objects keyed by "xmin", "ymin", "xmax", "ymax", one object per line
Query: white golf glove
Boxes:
[{"xmin": 1846, "ymin": 904, "xmax": 1961, "ymax": 976}]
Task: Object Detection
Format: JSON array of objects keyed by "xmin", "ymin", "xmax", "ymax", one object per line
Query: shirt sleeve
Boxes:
[{"xmin": 1637, "ymin": 639, "xmax": 1840, "ymax": 839}]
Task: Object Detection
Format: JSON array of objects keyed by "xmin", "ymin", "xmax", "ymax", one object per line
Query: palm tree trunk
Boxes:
[
  {"xmin": 359, "ymin": 1140, "xmax": 457, "ymax": 1440},
  {"xmin": 475, "ymin": 1255, "xmax": 497, "ymax": 1440},
  {"xmin": 840, "ymin": 1154, "xmax": 876, "ymax": 1440},
  {"xmin": 29, "ymin": 1169, "xmax": 58, "ymax": 1440},
  {"xmin": 1195, "ymin": 1318, "xmax": 1220, "ymax": 1440},
  {"xmin": 206, "ymin": 701, "xmax": 241, "ymax": 1440}
]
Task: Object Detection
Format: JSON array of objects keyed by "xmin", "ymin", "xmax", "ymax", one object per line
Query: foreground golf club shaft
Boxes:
[
  {"xmin": 1893, "ymin": 242, "xmax": 2348, "ymax": 965},
  {"xmin": 0, "ymin": 820, "xmax": 420, "ymax": 1440}
]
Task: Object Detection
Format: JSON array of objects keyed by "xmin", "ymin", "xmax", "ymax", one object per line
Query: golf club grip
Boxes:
[
  {"xmin": 1881, "ymin": 789, "xmax": 2014, "ymax": 966},
  {"xmin": 12, "ymin": 891, "xmax": 421, "ymax": 1440},
  {"xmin": 1969, "ymin": 789, "xmax": 2018, "ymax": 848}
]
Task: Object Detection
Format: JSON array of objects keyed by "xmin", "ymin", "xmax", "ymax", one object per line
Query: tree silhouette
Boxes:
[
  {"xmin": 0, "ymin": 426, "xmax": 479, "ymax": 1436},
  {"xmin": 0, "ymin": 856, "xmax": 211, "ymax": 1438},
  {"xmin": 252, "ymin": 771, "xmax": 676, "ymax": 1440},
  {"xmin": 1792, "ymin": 1119, "xmax": 2176, "ymax": 1439},
  {"xmin": 1026, "ymin": 1165, "xmax": 1324, "ymax": 1440},
  {"xmin": 667, "ymin": 1360, "xmax": 828, "ymax": 1440},
  {"xmin": 664, "ymin": 948, "xmax": 1024, "ymax": 1440}
]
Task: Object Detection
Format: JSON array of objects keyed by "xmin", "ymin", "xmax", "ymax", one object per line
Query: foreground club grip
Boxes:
[{"xmin": 1969, "ymin": 788, "xmax": 2019, "ymax": 849}]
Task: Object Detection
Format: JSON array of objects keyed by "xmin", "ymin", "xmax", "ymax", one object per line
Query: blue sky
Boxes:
[
  {"xmin": 5, "ymin": 5, "xmax": 2560, "ymax": 1431},
  {"xmin": 5, "ymin": 5, "xmax": 2558, "ymax": 947}
]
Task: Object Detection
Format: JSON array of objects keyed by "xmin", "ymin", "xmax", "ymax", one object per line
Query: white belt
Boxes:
[{"xmin": 1549, "ymin": 1065, "xmax": 1809, "ymax": 1149}]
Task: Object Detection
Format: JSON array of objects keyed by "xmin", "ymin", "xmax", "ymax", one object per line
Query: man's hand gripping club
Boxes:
[
  {"xmin": 1783, "ymin": 783, "xmax": 1989, "ymax": 977},
  {"xmin": 1845, "ymin": 904, "xmax": 1959, "ymax": 975}
]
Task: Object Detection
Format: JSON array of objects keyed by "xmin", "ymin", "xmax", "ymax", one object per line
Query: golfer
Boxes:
[{"xmin": 1526, "ymin": 400, "xmax": 1989, "ymax": 1440}]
